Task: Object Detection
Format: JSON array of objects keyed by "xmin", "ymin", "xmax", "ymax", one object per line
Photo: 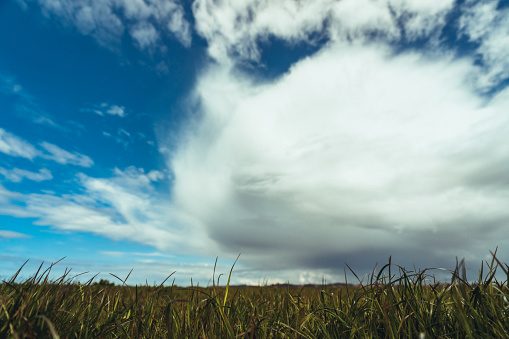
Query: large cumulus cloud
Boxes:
[{"xmin": 165, "ymin": 0, "xmax": 509, "ymax": 280}]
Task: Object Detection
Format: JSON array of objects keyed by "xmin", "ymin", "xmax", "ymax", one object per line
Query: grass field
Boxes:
[{"xmin": 2, "ymin": 251, "xmax": 509, "ymax": 338}]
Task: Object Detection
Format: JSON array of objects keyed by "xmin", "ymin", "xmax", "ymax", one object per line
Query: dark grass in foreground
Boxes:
[{"xmin": 2, "ymin": 252, "xmax": 509, "ymax": 338}]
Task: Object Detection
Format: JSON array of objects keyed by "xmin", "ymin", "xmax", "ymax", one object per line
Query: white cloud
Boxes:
[
  {"xmin": 106, "ymin": 105, "xmax": 125, "ymax": 117},
  {"xmin": 29, "ymin": 0, "xmax": 191, "ymax": 50},
  {"xmin": 192, "ymin": 0, "xmax": 455, "ymax": 64},
  {"xmin": 192, "ymin": 0, "xmax": 330, "ymax": 63},
  {"xmin": 459, "ymin": 1, "xmax": 509, "ymax": 90},
  {"xmin": 168, "ymin": 5, "xmax": 192, "ymax": 48},
  {"xmin": 0, "ymin": 167, "xmax": 202, "ymax": 255},
  {"xmin": 147, "ymin": 170, "xmax": 164, "ymax": 181},
  {"xmin": 0, "ymin": 230, "xmax": 30, "ymax": 239},
  {"xmin": 118, "ymin": 129, "xmax": 130, "ymax": 137},
  {"xmin": 167, "ymin": 41, "xmax": 509, "ymax": 274},
  {"xmin": 82, "ymin": 103, "xmax": 126, "ymax": 117},
  {"xmin": 388, "ymin": 0, "xmax": 455, "ymax": 40},
  {"xmin": 39, "ymin": 142, "xmax": 94, "ymax": 167},
  {"xmin": 0, "ymin": 167, "xmax": 52, "ymax": 182},
  {"xmin": 0, "ymin": 128, "xmax": 93, "ymax": 169},
  {"xmin": 0, "ymin": 128, "xmax": 39, "ymax": 160},
  {"xmin": 130, "ymin": 22, "xmax": 159, "ymax": 50}
]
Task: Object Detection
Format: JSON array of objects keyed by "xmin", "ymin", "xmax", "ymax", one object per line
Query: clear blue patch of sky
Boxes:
[
  {"xmin": 239, "ymin": 33, "xmax": 329, "ymax": 81},
  {"xmin": 497, "ymin": 0, "xmax": 509, "ymax": 10}
]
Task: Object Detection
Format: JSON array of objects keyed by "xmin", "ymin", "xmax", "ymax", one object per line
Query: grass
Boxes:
[{"xmin": 2, "ymin": 251, "xmax": 509, "ymax": 338}]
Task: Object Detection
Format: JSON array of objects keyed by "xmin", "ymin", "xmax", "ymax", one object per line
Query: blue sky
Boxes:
[{"xmin": 1, "ymin": 0, "xmax": 509, "ymax": 285}]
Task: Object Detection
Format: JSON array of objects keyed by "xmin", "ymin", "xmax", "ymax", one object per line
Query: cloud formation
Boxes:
[
  {"xmin": 0, "ymin": 167, "xmax": 52, "ymax": 182},
  {"xmin": 165, "ymin": 0, "xmax": 509, "ymax": 278},
  {"xmin": 82, "ymin": 103, "xmax": 126, "ymax": 117},
  {"xmin": 0, "ymin": 230, "xmax": 30, "ymax": 239},
  {"xmin": 192, "ymin": 0, "xmax": 455, "ymax": 64},
  {"xmin": 0, "ymin": 128, "xmax": 39, "ymax": 160},
  {"xmin": 26, "ymin": 0, "xmax": 191, "ymax": 50},
  {"xmin": 105, "ymin": 104, "xmax": 126, "ymax": 117},
  {"xmin": 459, "ymin": 0, "xmax": 509, "ymax": 90},
  {"xmin": 0, "ymin": 167, "xmax": 202, "ymax": 255},
  {"xmin": 40, "ymin": 142, "xmax": 94, "ymax": 167},
  {"xmin": 0, "ymin": 128, "xmax": 93, "ymax": 167}
]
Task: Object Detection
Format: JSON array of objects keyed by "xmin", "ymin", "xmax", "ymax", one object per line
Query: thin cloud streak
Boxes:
[
  {"xmin": 40, "ymin": 142, "xmax": 94, "ymax": 167},
  {"xmin": 0, "ymin": 167, "xmax": 52, "ymax": 182},
  {"xmin": 0, "ymin": 230, "xmax": 30, "ymax": 239},
  {"xmin": 0, "ymin": 128, "xmax": 93, "ymax": 167},
  {"xmin": 0, "ymin": 128, "xmax": 39, "ymax": 160}
]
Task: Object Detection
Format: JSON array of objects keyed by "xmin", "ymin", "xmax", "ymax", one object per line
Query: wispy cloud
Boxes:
[
  {"xmin": 0, "ymin": 166, "xmax": 201, "ymax": 255},
  {"xmin": 82, "ymin": 103, "xmax": 126, "ymax": 117},
  {"xmin": 0, "ymin": 230, "xmax": 30, "ymax": 239},
  {"xmin": 0, "ymin": 167, "xmax": 52, "ymax": 182},
  {"xmin": 459, "ymin": 0, "xmax": 509, "ymax": 90},
  {"xmin": 102, "ymin": 128, "xmax": 133, "ymax": 147},
  {"xmin": 99, "ymin": 250, "xmax": 174, "ymax": 258},
  {"xmin": 0, "ymin": 73, "xmax": 63, "ymax": 129},
  {"xmin": 27, "ymin": 0, "xmax": 191, "ymax": 50},
  {"xmin": 39, "ymin": 142, "xmax": 93, "ymax": 167},
  {"xmin": 0, "ymin": 128, "xmax": 39, "ymax": 160},
  {"xmin": 0, "ymin": 127, "xmax": 93, "ymax": 167},
  {"xmin": 192, "ymin": 0, "xmax": 454, "ymax": 64},
  {"xmin": 130, "ymin": 22, "xmax": 160, "ymax": 50},
  {"xmin": 105, "ymin": 105, "xmax": 126, "ymax": 117}
]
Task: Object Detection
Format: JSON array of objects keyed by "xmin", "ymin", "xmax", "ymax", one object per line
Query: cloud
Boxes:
[
  {"xmin": 0, "ymin": 127, "xmax": 93, "ymax": 168},
  {"xmin": 459, "ymin": 0, "xmax": 509, "ymax": 90},
  {"xmin": 0, "ymin": 73, "xmax": 23, "ymax": 94},
  {"xmin": 39, "ymin": 142, "xmax": 94, "ymax": 167},
  {"xmin": 0, "ymin": 230, "xmax": 30, "ymax": 239},
  {"xmin": 118, "ymin": 129, "xmax": 130, "ymax": 137},
  {"xmin": 0, "ymin": 167, "xmax": 203, "ymax": 255},
  {"xmin": 27, "ymin": 0, "xmax": 191, "ymax": 50},
  {"xmin": 191, "ymin": 0, "xmax": 455, "ymax": 64},
  {"xmin": 0, "ymin": 167, "xmax": 52, "ymax": 182},
  {"xmin": 0, "ymin": 128, "xmax": 39, "ymax": 160},
  {"xmin": 130, "ymin": 22, "xmax": 159, "ymax": 50},
  {"xmin": 82, "ymin": 103, "xmax": 126, "ymax": 117},
  {"xmin": 99, "ymin": 250, "xmax": 173, "ymax": 258},
  {"xmin": 167, "ymin": 39, "xmax": 509, "ymax": 276},
  {"xmin": 147, "ymin": 170, "xmax": 164, "ymax": 181},
  {"xmin": 106, "ymin": 105, "xmax": 126, "ymax": 117}
]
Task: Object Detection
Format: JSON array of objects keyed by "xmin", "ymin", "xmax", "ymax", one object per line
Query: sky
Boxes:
[{"xmin": 1, "ymin": 0, "xmax": 509, "ymax": 286}]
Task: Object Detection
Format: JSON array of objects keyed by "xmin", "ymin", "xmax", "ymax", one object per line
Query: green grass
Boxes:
[{"xmin": 2, "ymin": 251, "xmax": 509, "ymax": 338}]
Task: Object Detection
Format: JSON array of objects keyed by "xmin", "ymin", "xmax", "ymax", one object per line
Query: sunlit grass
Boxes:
[{"xmin": 2, "ymin": 251, "xmax": 509, "ymax": 338}]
